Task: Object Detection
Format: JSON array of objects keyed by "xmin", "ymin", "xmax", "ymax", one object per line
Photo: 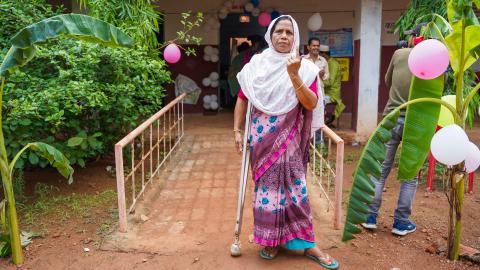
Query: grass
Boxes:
[
  {"xmin": 345, "ymin": 153, "xmax": 358, "ymax": 165},
  {"xmin": 96, "ymin": 207, "xmax": 118, "ymax": 239},
  {"xmin": 19, "ymin": 183, "xmax": 117, "ymax": 229}
]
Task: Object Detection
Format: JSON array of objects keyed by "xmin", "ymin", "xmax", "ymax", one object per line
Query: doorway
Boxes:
[{"xmin": 219, "ymin": 13, "xmax": 266, "ymax": 109}]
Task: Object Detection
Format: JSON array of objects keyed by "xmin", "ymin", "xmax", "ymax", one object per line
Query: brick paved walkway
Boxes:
[{"xmin": 103, "ymin": 112, "xmax": 342, "ymax": 269}]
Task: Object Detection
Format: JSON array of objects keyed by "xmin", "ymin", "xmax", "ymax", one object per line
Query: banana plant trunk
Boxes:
[
  {"xmin": 447, "ymin": 167, "xmax": 465, "ymax": 261},
  {"xmin": 0, "ymin": 171, "xmax": 22, "ymax": 265},
  {"xmin": 0, "ymin": 78, "xmax": 23, "ymax": 265}
]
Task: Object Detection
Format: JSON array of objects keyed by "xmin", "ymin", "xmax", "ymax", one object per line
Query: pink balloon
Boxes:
[
  {"xmin": 465, "ymin": 142, "xmax": 480, "ymax": 173},
  {"xmin": 164, "ymin": 43, "xmax": 181, "ymax": 64},
  {"xmin": 408, "ymin": 39, "xmax": 449, "ymax": 80},
  {"xmin": 258, "ymin": 12, "xmax": 271, "ymax": 27}
]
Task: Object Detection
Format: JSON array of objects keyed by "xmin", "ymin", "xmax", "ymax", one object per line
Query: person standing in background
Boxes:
[
  {"xmin": 303, "ymin": 38, "xmax": 329, "ymax": 144},
  {"xmin": 319, "ymin": 46, "xmax": 344, "ymax": 124},
  {"xmin": 361, "ymin": 24, "xmax": 426, "ymax": 236}
]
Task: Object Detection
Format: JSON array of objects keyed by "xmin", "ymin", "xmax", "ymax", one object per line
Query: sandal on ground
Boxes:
[
  {"xmin": 304, "ymin": 250, "xmax": 339, "ymax": 269},
  {"xmin": 259, "ymin": 247, "xmax": 279, "ymax": 260}
]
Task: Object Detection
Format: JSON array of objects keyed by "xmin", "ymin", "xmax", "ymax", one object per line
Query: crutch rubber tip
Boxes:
[{"xmin": 230, "ymin": 243, "xmax": 242, "ymax": 257}]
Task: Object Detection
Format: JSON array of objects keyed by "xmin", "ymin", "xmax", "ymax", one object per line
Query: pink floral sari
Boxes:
[{"xmin": 248, "ymin": 103, "xmax": 315, "ymax": 247}]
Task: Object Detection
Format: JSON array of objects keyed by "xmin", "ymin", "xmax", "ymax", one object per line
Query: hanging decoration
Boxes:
[
  {"xmin": 271, "ymin": 10, "xmax": 280, "ymax": 20},
  {"xmin": 430, "ymin": 124, "xmax": 470, "ymax": 166},
  {"xmin": 163, "ymin": 43, "xmax": 181, "ymax": 64},
  {"xmin": 203, "ymin": 46, "xmax": 219, "ymax": 63},
  {"xmin": 258, "ymin": 12, "xmax": 271, "ymax": 27},
  {"xmin": 211, "ymin": 1, "xmax": 282, "ymax": 27},
  {"xmin": 202, "ymin": 94, "xmax": 219, "ymax": 110},
  {"xmin": 307, "ymin": 13, "xmax": 323, "ymax": 31},
  {"xmin": 244, "ymin": 3, "xmax": 254, "ymax": 12},
  {"xmin": 408, "ymin": 39, "xmax": 450, "ymax": 80}
]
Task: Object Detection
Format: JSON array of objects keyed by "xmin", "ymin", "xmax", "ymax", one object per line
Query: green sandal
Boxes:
[
  {"xmin": 259, "ymin": 247, "xmax": 279, "ymax": 260},
  {"xmin": 304, "ymin": 251, "xmax": 339, "ymax": 269}
]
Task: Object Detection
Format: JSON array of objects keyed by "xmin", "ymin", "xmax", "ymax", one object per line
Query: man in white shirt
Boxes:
[
  {"xmin": 303, "ymin": 37, "xmax": 329, "ymax": 145},
  {"xmin": 303, "ymin": 38, "xmax": 329, "ymax": 85}
]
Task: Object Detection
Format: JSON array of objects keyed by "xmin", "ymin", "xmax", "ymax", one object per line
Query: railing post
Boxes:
[
  {"xmin": 115, "ymin": 144, "xmax": 128, "ymax": 233},
  {"xmin": 181, "ymin": 99, "xmax": 184, "ymax": 137},
  {"xmin": 113, "ymin": 93, "xmax": 186, "ymax": 231},
  {"xmin": 334, "ymin": 139, "xmax": 344, "ymax": 230}
]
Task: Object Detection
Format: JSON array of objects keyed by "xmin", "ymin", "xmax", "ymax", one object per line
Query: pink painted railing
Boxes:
[
  {"xmin": 309, "ymin": 126, "xmax": 344, "ymax": 230},
  {"xmin": 115, "ymin": 93, "xmax": 186, "ymax": 232}
]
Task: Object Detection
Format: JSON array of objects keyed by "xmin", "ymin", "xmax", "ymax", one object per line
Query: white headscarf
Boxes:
[{"xmin": 237, "ymin": 15, "xmax": 319, "ymax": 116}]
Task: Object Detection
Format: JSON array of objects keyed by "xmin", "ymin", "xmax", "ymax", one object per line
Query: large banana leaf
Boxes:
[
  {"xmin": 397, "ymin": 76, "xmax": 445, "ymax": 181},
  {"xmin": 446, "ymin": 24, "xmax": 480, "ymax": 73},
  {"xmin": 0, "ymin": 14, "xmax": 134, "ymax": 77},
  {"xmin": 448, "ymin": 0, "xmax": 479, "ymax": 25},
  {"xmin": 342, "ymin": 110, "xmax": 400, "ymax": 241},
  {"xmin": 445, "ymin": 1, "xmax": 480, "ymax": 73},
  {"xmin": 10, "ymin": 143, "xmax": 74, "ymax": 184},
  {"xmin": 420, "ymin": 13, "xmax": 452, "ymax": 41}
]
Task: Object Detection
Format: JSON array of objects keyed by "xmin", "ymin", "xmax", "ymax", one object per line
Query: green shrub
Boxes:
[
  {"xmin": 0, "ymin": 0, "xmax": 64, "ymax": 49},
  {"xmin": 3, "ymin": 39, "xmax": 171, "ymax": 168},
  {"xmin": 1, "ymin": 0, "xmax": 172, "ymax": 168}
]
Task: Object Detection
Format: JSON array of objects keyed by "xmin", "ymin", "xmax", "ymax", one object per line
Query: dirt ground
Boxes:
[{"xmin": 1, "ymin": 112, "xmax": 480, "ymax": 270}]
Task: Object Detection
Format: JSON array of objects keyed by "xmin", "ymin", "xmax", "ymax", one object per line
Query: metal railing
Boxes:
[
  {"xmin": 115, "ymin": 93, "xmax": 186, "ymax": 232},
  {"xmin": 309, "ymin": 126, "xmax": 344, "ymax": 230}
]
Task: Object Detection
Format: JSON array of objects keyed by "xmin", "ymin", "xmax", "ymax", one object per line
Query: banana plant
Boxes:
[
  {"xmin": 0, "ymin": 14, "xmax": 133, "ymax": 265},
  {"xmin": 342, "ymin": 0, "xmax": 480, "ymax": 261}
]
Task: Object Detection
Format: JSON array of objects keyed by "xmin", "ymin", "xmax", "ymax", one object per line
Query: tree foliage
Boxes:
[{"xmin": 0, "ymin": 0, "xmax": 171, "ymax": 169}]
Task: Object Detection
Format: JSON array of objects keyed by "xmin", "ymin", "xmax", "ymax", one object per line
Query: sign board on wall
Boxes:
[
  {"xmin": 384, "ymin": 22, "xmax": 395, "ymax": 34},
  {"xmin": 309, "ymin": 28, "xmax": 353, "ymax": 57},
  {"xmin": 335, "ymin": 58, "xmax": 350, "ymax": 81}
]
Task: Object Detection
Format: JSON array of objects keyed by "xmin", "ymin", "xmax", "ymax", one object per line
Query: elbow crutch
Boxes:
[{"xmin": 230, "ymin": 101, "xmax": 253, "ymax": 257}]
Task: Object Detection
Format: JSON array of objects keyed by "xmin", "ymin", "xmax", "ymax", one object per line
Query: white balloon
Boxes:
[
  {"xmin": 252, "ymin": 8, "xmax": 260, "ymax": 17},
  {"xmin": 210, "ymin": 101, "xmax": 219, "ymax": 110},
  {"xmin": 204, "ymin": 45, "xmax": 214, "ymax": 55},
  {"xmin": 203, "ymin": 102, "xmax": 211, "ymax": 110},
  {"xmin": 210, "ymin": 54, "xmax": 219, "ymax": 62},
  {"xmin": 211, "ymin": 80, "xmax": 219, "ymax": 88},
  {"xmin": 430, "ymin": 124, "xmax": 470, "ymax": 166},
  {"xmin": 209, "ymin": 72, "xmax": 219, "ymax": 80},
  {"xmin": 210, "ymin": 95, "xmax": 218, "ymax": 102},
  {"xmin": 203, "ymin": 95, "xmax": 212, "ymax": 104},
  {"xmin": 203, "ymin": 54, "xmax": 211, "ymax": 62},
  {"xmin": 308, "ymin": 13, "xmax": 323, "ymax": 32},
  {"xmin": 465, "ymin": 142, "xmax": 480, "ymax": 173},
  {"xmin": 211, "ymin": 48, "xmax": 219, "ymax": 55},
  {"xmin": 244, "ymin": 3, "xmax": 254, "ymax": 12},
  {"xmin": 202, "ymin": 77, "xmax": 212, "ymax": 87}
]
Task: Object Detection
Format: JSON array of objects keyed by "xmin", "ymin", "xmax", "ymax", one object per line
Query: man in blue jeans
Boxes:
[{"xmin": 361, "ymin": 24, "xmax": 426, "ymax": 236}]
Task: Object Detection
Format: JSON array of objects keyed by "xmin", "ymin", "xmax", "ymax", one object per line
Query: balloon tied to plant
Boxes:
[{"xmin": 342, "ymin": 0, "xmax": 480, "ymax": 261}]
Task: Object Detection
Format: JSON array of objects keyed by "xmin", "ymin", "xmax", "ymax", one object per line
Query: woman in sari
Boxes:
[{"xmin": 233, "ymin": 15, "xmax": 339, "ymax": 269}]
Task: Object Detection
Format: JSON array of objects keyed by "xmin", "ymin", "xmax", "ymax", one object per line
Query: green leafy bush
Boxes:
[
  {"xmin": 3, "ymin": 39, "xmax": 171, "ymax": 168},
  {"xmin": 0, "ymin": 0, "xmax": 63, "ymax": 48},
  {"xmin": 1, "ymin": 0, "xmax": 172, "ymax": 168}
]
